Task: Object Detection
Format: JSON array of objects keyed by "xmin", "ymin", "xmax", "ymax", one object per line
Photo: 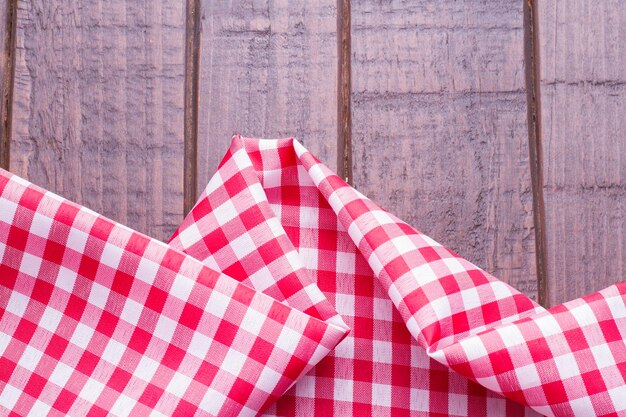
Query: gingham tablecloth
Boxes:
[{"xmin": 1, "ymin": 135, "xmax": 625, "ymax": 416}]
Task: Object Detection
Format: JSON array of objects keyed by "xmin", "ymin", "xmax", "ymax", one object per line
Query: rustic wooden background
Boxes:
[{"xmin": 0, "ymin": 0, "xmax": 623, "ymax": 307}]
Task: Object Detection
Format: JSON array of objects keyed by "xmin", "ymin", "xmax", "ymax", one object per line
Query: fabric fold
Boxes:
[
  {"xmin": 172, "ymin": 135, "xmax": 626, "ymax": 417},
  {"xmin": 290, "ymin": 139, "xmax": 626, "ymax": 416},
  {"xmin": 0, "ymin": 168, "xmax": 348, "ymax": 416}
]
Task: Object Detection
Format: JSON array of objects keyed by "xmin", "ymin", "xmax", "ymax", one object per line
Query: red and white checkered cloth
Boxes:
[
  {"xmin": 169, "ymin": 136, "xmax": 626, "ymax": 417},
  {"xmin": 1, "ymin": 135, "xmax": 625, "ymax": 417},
  {"xmin": 0, "ymin": 169, "xmax": 349, "ymax": 416}
]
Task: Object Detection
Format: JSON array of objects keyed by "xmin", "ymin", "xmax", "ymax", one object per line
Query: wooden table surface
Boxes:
[{"xmin": 0, "ymin": 0, "xmax": 623, "ymax": 307}]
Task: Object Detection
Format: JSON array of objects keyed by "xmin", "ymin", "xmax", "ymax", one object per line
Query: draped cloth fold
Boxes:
[{"xmin": 170, "ymin": 136, "xmax": 626, "ymax": 417}]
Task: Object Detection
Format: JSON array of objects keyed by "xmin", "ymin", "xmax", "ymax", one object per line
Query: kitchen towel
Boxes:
[{"xmin": 170, "ymin": 135, "xmax": 626, "ymax": 417}]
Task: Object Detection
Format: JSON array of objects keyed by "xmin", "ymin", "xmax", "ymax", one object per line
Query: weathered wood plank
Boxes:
[
  {"xmin": 351, "ymin": 1, "xmax": 538, "ymax": 299},
  {"xmin": 196, "ymin": 0, "xmax": 339, "ymax": 192},
  {"xmin": 539, "ymin": 0, "xmax": 625, "ymax": 305},
  {"xmin": 10, "ymin": 0, "xmax": 186, "ymax": 241}
]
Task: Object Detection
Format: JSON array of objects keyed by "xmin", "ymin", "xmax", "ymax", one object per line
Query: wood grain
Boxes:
[
  {"xmin": 351, "ymin": 0, "xmax": 539, "ymax": 299},
  {"xmin": 539, "ymin": 0, "xmax": 625, "ymax": 305},
  {"xmin": 196, "ymin": 0, "xmax": 339, "ymax": 192},
  {"xmin": 9, "ymin": 0, "xmax": 186, "ymax": 241}
]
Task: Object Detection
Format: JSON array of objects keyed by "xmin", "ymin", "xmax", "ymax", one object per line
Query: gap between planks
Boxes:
[
  {"xmin": 0, "ymin": 0, "xmax": 17, "ymax": 170},
  {"xmin": 524, "ymin": 0, "xmax": 548, "ymax": 307},
  {"xmin": 183, "ymin": 0, "xmax": 201, "ymax": 216},
  {"xmin": 337, "ymin": 0, "xmax": 352, "ymax": 185}
]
